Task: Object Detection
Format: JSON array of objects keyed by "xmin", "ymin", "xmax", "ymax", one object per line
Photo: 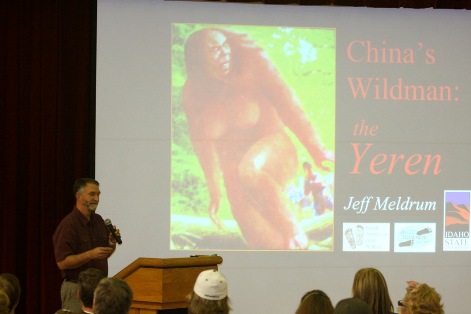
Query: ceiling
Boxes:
[{"xmin": 172, "ymin": 0, "xmax": 470, "ymax": 9}]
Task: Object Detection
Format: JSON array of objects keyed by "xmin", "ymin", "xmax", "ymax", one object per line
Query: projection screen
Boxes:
[{"xmin": 96, "ymin": 1, "xmax": 471, "ymax": 313}]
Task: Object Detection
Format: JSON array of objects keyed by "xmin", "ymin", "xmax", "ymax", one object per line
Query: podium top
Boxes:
[{"xmin": 115, "ymin": 255, "xmax": 223, "ymax": 279}]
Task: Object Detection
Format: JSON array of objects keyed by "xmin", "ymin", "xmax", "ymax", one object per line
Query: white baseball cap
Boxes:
[{"xmin": 193, "ymin": 269, "xmax": 228, "ymax": 300}]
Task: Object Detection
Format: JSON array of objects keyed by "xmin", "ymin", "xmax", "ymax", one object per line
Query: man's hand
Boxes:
[
  {"xmin": 108, "ymin": 225, "xmax": 121, "ymax": 245},
  {"xmin": 89, "ymin": 247, "xmax": 114, "ymax": 259},
  {"xmin": 57, "ymin": 246, "xmax": 114, "ymax": 270}
]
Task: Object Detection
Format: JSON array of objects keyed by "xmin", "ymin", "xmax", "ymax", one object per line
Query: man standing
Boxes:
[{"xmin": 53, "ymin": 178, "xmax": 120, "ymax": 312}]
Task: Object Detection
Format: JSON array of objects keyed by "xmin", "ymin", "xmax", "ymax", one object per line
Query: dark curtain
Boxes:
[{"xmin": 0, "ymin": 1, "xmax": 96, "ymax": 313}]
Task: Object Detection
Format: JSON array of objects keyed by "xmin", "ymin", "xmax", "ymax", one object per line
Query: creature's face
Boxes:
[{"xmin": 203, "ymin": 30, "xmax": 231, "ymax": 79}]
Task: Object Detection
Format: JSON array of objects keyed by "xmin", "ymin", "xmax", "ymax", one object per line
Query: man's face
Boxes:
[
  {"xmin": 203, "ymin": 30, "xmax": 231, "ymax": 79},
  {"xmin": 77, "ymin": 183, "xmax": 100, "ymax": 212}
]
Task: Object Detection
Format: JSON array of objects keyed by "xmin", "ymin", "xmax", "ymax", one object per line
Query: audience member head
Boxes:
[
  {"xmin": 0, "ymin": 290, "xmax": 9, "ymax": 314},
  {"xmin": 352, "ymin": 267, "xmax": 394, "ymax": 314},
  {"xmin": 295, "ymin": 289, "xmax": 334, "ymax": 314},
  {"xmin": 78, "ymin": 268, "xmax": 106, "ymax": 309},
  {"xmin": 335, "ymin": 298, "xmax": 373, "ymax": 314},
  {"xmin": 399, "ymin": 281, "xmax": 444, "ymax": 314},
  {"xmin": 188, "ymin": 269, "xmax": 231, "ymax": 314},
  {"xmin": 0, "ymin": 273, "xmax": 21, "ymax": 314},
  {"xmin": 93, "ymin": 278, "xmax": 133, "ymax": 314}
]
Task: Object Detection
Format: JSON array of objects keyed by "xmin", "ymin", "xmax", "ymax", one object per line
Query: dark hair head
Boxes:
[
  {"xmin": 78, "ymin": 268, "xmax": 105, "ymax": 308},
  {"xmin": 187, "ymin": 291, "xmax": 231, "ymax": 314},
  {"xmin": 295, "ymin": 289, "xmax": 334, "ymax": 314},
  {"xmin": 73, "ymin": 178, "xmax": 99, "ymax": 196},
  {"xmin": 0, "ymin": 273, "xmax": 21, "ymax": 312},
  {"xmin": 335, "ymin": 298, "xmax": 373, "ymax": 314},
  {"xmin": 93, "ymin": 278, "xmax": 133, "ymax": 314}
]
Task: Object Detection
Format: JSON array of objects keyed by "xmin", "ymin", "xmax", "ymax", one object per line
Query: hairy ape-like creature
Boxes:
[{"xmin": 182, "ymin": 28, "xmax": 333, "ymax": 249}]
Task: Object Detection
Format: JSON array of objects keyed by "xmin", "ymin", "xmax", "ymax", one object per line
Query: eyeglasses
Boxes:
[{"xmin": 398, "ymin": 300, "xmax": 405, "ymax": 307}]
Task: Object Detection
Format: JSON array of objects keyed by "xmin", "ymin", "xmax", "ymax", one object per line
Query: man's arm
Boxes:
[
  {"xmin": 182, "ymin": 84, "xmax": 223, "ymax": 228},
  {"xmin": 267, "ymin": 71, "xmax": 334, "ymax": 172},
  {"xmin": 57, "ymin": 246, "xmax": 114, "ymax": 270}
]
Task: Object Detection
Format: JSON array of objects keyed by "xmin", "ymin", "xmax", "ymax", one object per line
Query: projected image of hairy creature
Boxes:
[{"xmin": 182, "ymin": 27, "xmax": 333, "ymax": 249}]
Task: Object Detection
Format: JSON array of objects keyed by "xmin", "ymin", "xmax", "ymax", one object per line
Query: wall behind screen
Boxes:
[{"xmin": 96, "ymin": 1, "xmax": 471, "ymax": 313}]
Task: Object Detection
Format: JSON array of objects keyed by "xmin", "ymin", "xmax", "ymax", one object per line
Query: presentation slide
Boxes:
[{"xmin": 96, "ymin": 1, "xmax": 471, "ymax": 313}]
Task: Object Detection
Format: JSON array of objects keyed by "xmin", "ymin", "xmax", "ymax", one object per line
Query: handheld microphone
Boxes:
[{"xmin": 104, "ymin": 219, "xmax": 122, "ymax": 245}]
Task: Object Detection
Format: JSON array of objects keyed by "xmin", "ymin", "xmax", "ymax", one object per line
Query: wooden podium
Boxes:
[{"xmin": 114, "ymin": 255, "xmax": 223, "ymax": 314}]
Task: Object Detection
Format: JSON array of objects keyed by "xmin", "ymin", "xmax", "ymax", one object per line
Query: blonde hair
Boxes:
[
  {"xmin": 0, "ymin": 290, "xmax": 10, "ymax": 314},
  {"xmin": 0, "ymin": 273, "xmax": 20, "ymax": 313},
  {"xmin": 352, "ymin": 268, "xmax": 394, "ymax": 314},
  {"xmin": 401, "ymin": 283, "xmax": 444, "ymax": 314},
  {"xmin": 188, "ymin": 291, "xmax": 231, "ymax": 314}
]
